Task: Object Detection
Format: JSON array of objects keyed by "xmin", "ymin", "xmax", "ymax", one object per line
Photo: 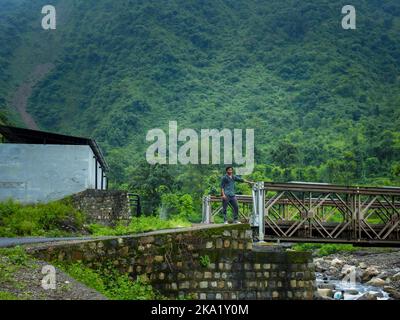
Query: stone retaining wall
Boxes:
[
  {"xmin": 28, "ymin": 224, "xmax": 316, "ymax": 300},
  {"xmin": 69, "ymin": 189, "xmax": 130, "ymax": 226}
]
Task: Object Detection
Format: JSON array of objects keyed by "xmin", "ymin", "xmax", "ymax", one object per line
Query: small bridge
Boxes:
[{"xmin": 202, "ymin": 182, "xmax": 400, "ymax": 246}]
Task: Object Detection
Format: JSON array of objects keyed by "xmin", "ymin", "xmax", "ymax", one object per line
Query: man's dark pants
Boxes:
[{"xmin": 222, "ymin": 195, "xmax": 239, "ymax": 222}]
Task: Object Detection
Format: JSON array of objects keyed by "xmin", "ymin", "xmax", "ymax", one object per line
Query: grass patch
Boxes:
[
  {"xmin": 0, "ymin": 199, "xmax": 85, "ymax": 237},
  {"xmin": 0, "ymin": 291, "xmax": 18, "ymax": 300},
  {"xmin": 292, "ymin": 243, "xmax": 359, "ymax": 256},
  {"xmin": 0, "ymin": 246, "xmax": 31, "ymax": 266},
  {"xmin": 57, "ymin": 261, "xmax": 161, "ymax": 300},
  {"xmin": 88, "ymin": 216, "xmax": 191, "ymax": 236},
  {"xmin": 0, "ymin": 246, "xmax": 32, "ymax": 292}
]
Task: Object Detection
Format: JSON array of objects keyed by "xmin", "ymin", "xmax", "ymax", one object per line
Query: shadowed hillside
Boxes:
[{"xmin": 1, "ymin": 0, "xmax": 400, "ymax": 213}]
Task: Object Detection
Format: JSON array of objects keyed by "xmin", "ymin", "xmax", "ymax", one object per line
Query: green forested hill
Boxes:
[{"xmin": 1, "ymin": 0, "xmax": 400, "ymax": 214}]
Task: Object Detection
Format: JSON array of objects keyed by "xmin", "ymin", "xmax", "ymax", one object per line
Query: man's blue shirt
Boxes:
[{"xmin": 221, "ymin": 174, "xmax": 244, "ymax": 197}]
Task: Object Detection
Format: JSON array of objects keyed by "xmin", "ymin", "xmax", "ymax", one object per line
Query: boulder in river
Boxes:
[
  {"xmin": 356, "ymin": 292, "xmax": 378, "ymax": 300},
  {"xmin": 340, "ymin": 264, "xmax": 362, "ymax": 282},
  {"xmin": 391, "ymin": 272, "xmax": 400, "ymax": 281},
  {"xmin": 383, "ymin": 286, "xmax": 400, "ymax": 299},
  {"xmin": 330, "ymin": 258, "xmax": 344, "ymax": 268},
  {"xmin": 314, "ymin": 258, "xmax": 329, "ymax": 272},
  {"xmin": 366, "ymin": 277, "xmax": 386, "ymax": 287},
  {"xmin": 319, "ymin": 283, "xmax": 336, "ymax": 290},
  {"xmin": 359, "ymin": 262, "xmax": 367, "ymax": 269},
  {"xmin": 318, "ymin": 283, "xmax": 336, "ymax": 290},
  {"xmin": 377, "ymin": 271, "xmax": 389, "ymax": 280},
  {"xmin": 317, "ymin": 288, "xmax": 333, "ymax": 298},
  {"xmin": 362, "ymin": 266, "xmax": 380, "ymax": 282},
  {"xmin": 341, "ymin": 264, "xmax": 355, "ymax": 276},
  {"xmin": 345, "ymin": 289, "xmax": 360, "ymax": 295},
  {"xmin": 370, "ymin": 291, "xmax": 384, "ymax": 298},
  {"xmin": 328, "ymin": 266, "xmax": 339, "ymax": 276}
]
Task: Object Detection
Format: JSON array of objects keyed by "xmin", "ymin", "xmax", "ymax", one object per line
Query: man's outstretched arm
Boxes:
[
  {"xmin": 243, "ymin": 179, "xmax": 255, "ymax": 185},
  {"xmin": 234, "ymin": 175, "xmax": 254, "ymax": 185}
]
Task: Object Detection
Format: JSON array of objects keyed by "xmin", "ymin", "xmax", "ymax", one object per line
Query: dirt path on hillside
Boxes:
[
  {"xmin": 0, "ymin": 254, "xmax": 107, "ymax": 300},
  {"xmin": 10, "ymin": 63, "xmax": 54, "ymax": 129}
]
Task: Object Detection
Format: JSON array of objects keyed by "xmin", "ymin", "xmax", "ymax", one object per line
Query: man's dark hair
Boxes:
[{"xmin": 225, "ymin": 166, "xmax": 233, "ymax": 172}]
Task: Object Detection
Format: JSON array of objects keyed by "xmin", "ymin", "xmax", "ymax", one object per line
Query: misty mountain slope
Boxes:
[{"xmin": 0, "ymin": 0, "xmax": 400, "ymax": 187}]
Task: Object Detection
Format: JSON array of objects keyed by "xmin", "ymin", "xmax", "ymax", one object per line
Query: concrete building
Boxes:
[{"xmin": 0, "ymin": 125, "xmax": 109, "ymax": 203}]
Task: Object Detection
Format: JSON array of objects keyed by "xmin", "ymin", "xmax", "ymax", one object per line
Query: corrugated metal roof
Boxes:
[{"xmin": 0, "ymin": 125, "xmax": 109, "ymax": 171}]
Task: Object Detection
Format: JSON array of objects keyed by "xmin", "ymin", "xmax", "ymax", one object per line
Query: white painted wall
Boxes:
[{"xmin": 0, "ymin": 144, "xmax": 106, "ymax": 203}]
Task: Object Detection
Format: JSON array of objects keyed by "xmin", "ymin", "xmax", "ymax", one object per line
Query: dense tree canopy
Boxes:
[{"xmin": 0, "ymin": 0, "xmax": 399, "ymax": 216}]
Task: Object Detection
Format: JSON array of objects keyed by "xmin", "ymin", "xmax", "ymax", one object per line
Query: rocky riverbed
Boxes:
[{"xmin": 313, "ymin": 248, "xmax": 400, "ymax": 300}]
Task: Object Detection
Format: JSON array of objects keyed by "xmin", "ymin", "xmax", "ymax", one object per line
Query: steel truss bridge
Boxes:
[{"xmin": 202, "ymin": 182, "xmax": 400, "ymax": 246}]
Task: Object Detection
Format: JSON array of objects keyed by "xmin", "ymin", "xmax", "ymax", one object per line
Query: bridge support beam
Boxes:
[
  {"xmin": 251, "ymin": 182, "xmax": 265, "ymax": 242},
  {"xmin": 202, "ymin": 195, "xmax": 212, "ymax": 224}
]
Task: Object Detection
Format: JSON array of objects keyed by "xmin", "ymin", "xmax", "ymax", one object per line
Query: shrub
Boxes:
[
  {"xmin": 317, "ymin": 244, "xmax": 356, "ymax": 256},
  {"xmin": 160, "ymin": 193, "xmax": 196, "ymax": 220},
  {"xmin": 292, "ymin": 243, "xmax": 358, "ymax": 256},
  {"xmin": 199, "ymin": 255, "xmax": 211, "ymax": 268},
  {"xmin": 0, "ymin": 199, "xmax": 85, "ymax": 237},
  {"xmin": 0, "ymin": 200, "xmax": 189, "ymax": 238},
  {"xmin": 58, "ymin": 261, "xmax": 159, "ymax": 300}
]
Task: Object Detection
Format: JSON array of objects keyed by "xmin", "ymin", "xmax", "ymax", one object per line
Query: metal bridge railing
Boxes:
[
  {"xmin": 201, "ymin": 194, "xmax": 254, "ymax": 224},
  {"xmin": 202, "ymin": 182, "xmax": 400, "ymax": 245}
]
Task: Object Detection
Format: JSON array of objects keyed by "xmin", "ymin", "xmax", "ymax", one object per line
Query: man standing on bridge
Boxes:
[{"xmin": 221, "ymin": 167, "xmax": 254, "ymax": 224}]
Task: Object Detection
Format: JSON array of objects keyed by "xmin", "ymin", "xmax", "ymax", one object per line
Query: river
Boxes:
[{"xmin": 316, "ymin": 273, "xmax": 391, "ymax": 300}]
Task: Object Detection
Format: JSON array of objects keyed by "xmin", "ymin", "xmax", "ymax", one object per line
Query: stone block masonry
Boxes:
[
  {"xmin": 68, "ymin": 189, "xmax": 131, "ymax": 226},
  {"xmin": 27, "ymin": 224, "xmax": 316, "ymax": 300}
]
